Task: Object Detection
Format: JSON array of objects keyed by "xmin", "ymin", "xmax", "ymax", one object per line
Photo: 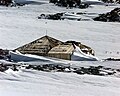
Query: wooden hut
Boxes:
[
  {"xmin": 15, "ymin": 35, "xmax": 95, "ymax": 60},
  {"xmin": 16, "ymin": 35, "xmax": 63, "ymax": 56}
]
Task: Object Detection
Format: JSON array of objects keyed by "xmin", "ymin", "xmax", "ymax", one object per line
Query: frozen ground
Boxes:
[
  {"xmin": 0, "ymin": 68, "xmax": 120, "ymax": 96},
  {"xmin": 0, "ymin": 0, "xmax": 120, "ymax": 59},
  {"xmin": 0, "ymin": 0, "xmax": 120, "ymax": 96}
]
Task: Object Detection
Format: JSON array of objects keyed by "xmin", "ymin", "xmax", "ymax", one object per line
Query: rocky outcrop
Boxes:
[
  {"xmin": 0, "ymin": 0, "xmax": 12, "ymax": 6},
  {"xmin": 104, "ymin": 58, "xmax": 120, "ymax": 61},
  {"xmin": 0, "ymin": 62, "xmax": 119, "ymax": 76},
  {"xmin": 38, "ymin": 13, "xmax": 64, "ymax": 20},
  {"xmin": 0, "ymin": 63, "xmax": 9, "ymax": 72},
  {"xmin": 49, "ymin": 0, "xmax": 89, "ymax": 9},
  {"xmin": 94, "ymin": 8, "xmax": 120, "ymax": 22},
  {"xmin": 0, "ymin": 49, "xmax": 9, "ymax": 59},
  {"xmin": 50, "ymin": 0, "xmax": 81, "ymax": 7},
  {"xmin": 102, "ymin": 0, "xmax": 120, "ymax": 4}
]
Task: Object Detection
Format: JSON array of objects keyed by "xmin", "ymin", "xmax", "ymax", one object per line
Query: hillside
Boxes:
[
  {"xmin": 0, "ymin": 0, "xmax": 120, "ymax": 59},
  {"xmin": 0, "ymin": 0, "xmax": 120, "ymax": 96}
]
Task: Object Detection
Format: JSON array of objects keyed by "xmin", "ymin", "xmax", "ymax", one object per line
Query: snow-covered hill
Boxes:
[
  {"xmin": 0, "ymin": 0, "xmax": 120, "ymax": 96},
  {"xmin": 0, "ymin": 68, "xmax": 120, "ymax": 96},
  {"xmin": 0, "ymin": 1, "xmax": 120, "ymax": 59}
]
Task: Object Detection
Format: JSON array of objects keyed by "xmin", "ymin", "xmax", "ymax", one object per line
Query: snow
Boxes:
[
  {"xmin": 0, "ymin": 0, "xmax": 120, "ymax": 95},
  {"xmin": 0, "ymin": 3, "xmax": 120, "ymax": 59},
  {"xmin": 81, "ymin": 0, "xmax": 104, "ymax": 5},
  {"xmin": 71, "ymin": 44, "xmax": 98, "ymax": 61},
  {"xmin": 0, "ymin": 69, "xmax": 120, "ymax": 96},
  {"xmin": 9, "ymin": 51, "xmax": 55, "ymax": 62}
]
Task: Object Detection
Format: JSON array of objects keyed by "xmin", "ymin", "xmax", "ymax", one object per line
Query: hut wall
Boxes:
[
  {"xmin": 48, "ymin": 53, "xmax": 72, "ymax": 60},
  {"xmin": 48, "ymin": 44, "xmax": 74, "ymax": 60}
]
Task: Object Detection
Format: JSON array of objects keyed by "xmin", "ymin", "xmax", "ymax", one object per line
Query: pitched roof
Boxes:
[
  {"xmin": 16, "ymin": 35, "xmax": 63, "ymax": 56},
  {"xmin": 48, "ymin": 44, "xmax": 74, "ymax": 60},
  {"xmin": 15, "ymin": 35, "xmax": 95, "ymax": 60}
]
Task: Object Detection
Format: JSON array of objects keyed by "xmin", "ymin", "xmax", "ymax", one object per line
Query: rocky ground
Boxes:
[
  {"xmin": 0, "ymin": 62, "xmax": 120, "ymax": 77},
  {"xmin": 94, "ymin": 8, "xmax": 120, "ymax": 22}
]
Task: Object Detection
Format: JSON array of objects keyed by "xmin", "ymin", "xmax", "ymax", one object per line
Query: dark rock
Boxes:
[
  {"xmin": 101, "ymin": 0, "xmax": 120, "ymax": 4},
  {"xmin": 11, "ymin": 64, "xmax": 18, "ymax": 71},
  {"xmin": 105, "ymin": 58, "xmax": 120, "ymax": 61},
  {"xmin": 0, "ymin": 0, "xmax": 12, "ymax": 6},
  {"xmin": 49, "ymin": 0, "xmax": 81, "ymax": 8},
  {"xmin": 88, "ymin": 66, "xmax": 100, "ymax": 75},
  {"xmin": 26, "ymin": 65, "xmax": 33, "ymax": 69},
  {"xmin": 79, "ymin": 4, "xmax": 89, "ymax": 9},
  {"xmin": 0, "ymin": 56, "xmax": 4, "ymax": 59},
  {"xmin": 38, "ymin": 13, "xmax": 64, "ymax": 20},
  {"xmin": 116, "ymin": 69, "xmax": 120, "ymax": 72},
  {"xmin": 74, "ymin": 69, "xmax": 84, "ymax": 74},
  {"xmin": 94, "ymin": 8, "xmax": 120, "ymax": 22},
  {"xmin": 0, "ymin": 62, "xmax": 118, "ymax": 76},
  {"xmin": 0, "ymin": 64, "xmax": 8, "ymax": 72}
]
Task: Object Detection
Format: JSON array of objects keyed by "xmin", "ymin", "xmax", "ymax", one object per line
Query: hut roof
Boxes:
[
  {"xmin": 48, "ymin": 44, "xmax": 74, "ymax": 60},
  {"xmin": 48, "ymin": 44, "xmax": 74, "ymax": 54},
  {"xmin": 16, "ymin": 35, "xmax": 63, "ymax": 56}
]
